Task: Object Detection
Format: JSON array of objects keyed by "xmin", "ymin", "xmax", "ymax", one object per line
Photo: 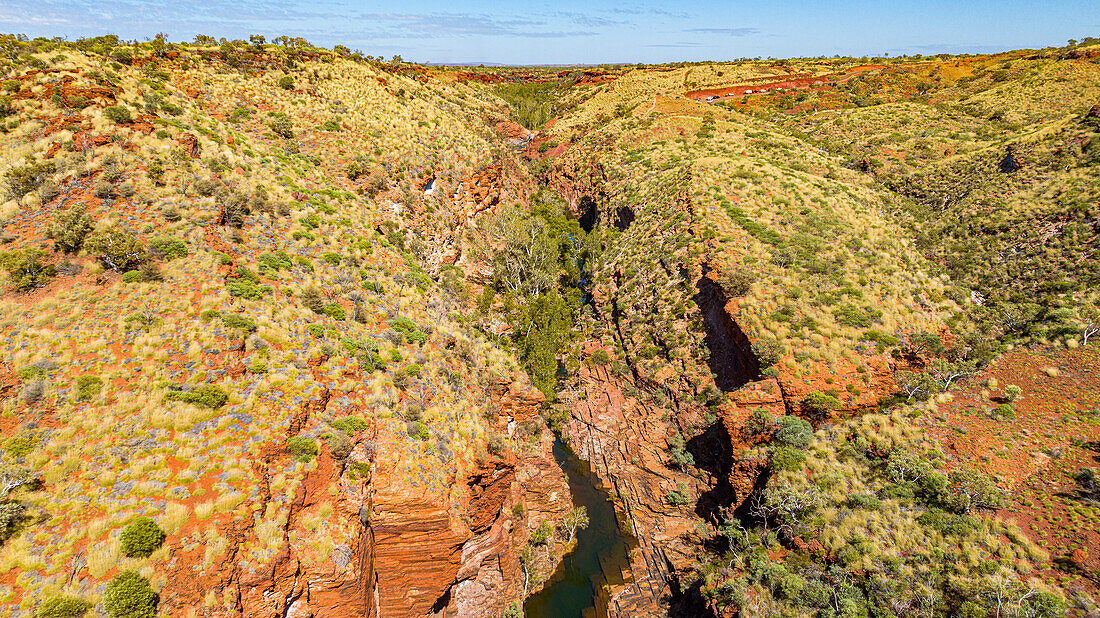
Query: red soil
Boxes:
[
  {"xmin": 923, "ymin": 345, "xmax": 1100, "ymax": 596},
  {"xmin": 685, "ymin": 65, "xmax": 888, "ymax": 102}
]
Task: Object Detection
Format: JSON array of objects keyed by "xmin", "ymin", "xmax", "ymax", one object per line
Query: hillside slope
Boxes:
[{"xmin": 0, "ymin": 34, "xmax": 1096, "ymax": 618}]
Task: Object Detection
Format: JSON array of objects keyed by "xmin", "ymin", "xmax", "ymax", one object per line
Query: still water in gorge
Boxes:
[{"xmin": 524, "ymin": 438, "xmax": 636, "ymax": 618}]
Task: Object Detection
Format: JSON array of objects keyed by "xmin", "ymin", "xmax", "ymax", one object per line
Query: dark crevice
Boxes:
[
  {"xmin": 578, "ymin": 196, "xmax": 598, "ymax": 233},
  {"xmin": 430, "ymin": 587, "xmax": 451, "ymax": 613},
  {"xmin": 610, "ymin": 298, "xmax": 642, "ymax": 386},
  {"xmin": 687, "ymin": 420, "xmax": 734, "ymax": 524},
  {"xmin": 614, "ymin": 205, "xmax": 634, "ymax": 231},
  {"xmin": 693, "ymin": 275, "xmax": 760, "ymax": 391}
]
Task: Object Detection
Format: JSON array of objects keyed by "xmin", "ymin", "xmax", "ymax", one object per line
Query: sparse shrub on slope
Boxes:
[
  {"xmin": 35, "ymin": 595, "xmax": 91, "ymax": 618},
  {"xmin": 700, "ymin": 412, "xmax": 1062, "ymax": 616},
  {"xmin": 165, "ymin": 385, "xmax": 228, "ymax": 409},
  {"xmin": 104, "ymin": 105, "xmax": 132, "ymax": 124},
  {"xmin": 103, "ymin": 571, "xmax": 156, "ymax": 618},
  {"xmin": 84, "ymin": 227, "xmax": 146, "ymax": 271},
  {"xmin": 148, "ymin": 237, "xmax": 187, "ymax": 260},
  {"xmin": 269, "ymin": 113, "xmax": 293, "ymax": 138},
  {"xmin": 3, "ymin": 161, "xmax": 55, "ymax": 200},
  {"xmin": 287, "ymin": 436, "xmax": 317, "ymax": 462},
  {"xmin": 47, "ymin": 206, "xmax": 94, "ymax": 253},
  {"xmin": 0, "ymin": 249, "xmax": 56, "ymax": 291},
  {"xmin": 119, "ymin": 517, "xmax": 165, "ymax": 557}
]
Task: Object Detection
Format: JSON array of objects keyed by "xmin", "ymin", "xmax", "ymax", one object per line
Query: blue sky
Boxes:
[{"xmin": 0, "ymin": 0, "xmax": 1096, "ymax": 64}]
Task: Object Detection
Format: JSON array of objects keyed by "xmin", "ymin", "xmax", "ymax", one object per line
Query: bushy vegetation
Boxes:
[
  {"xmin": 495, "ymin": 82, "xmax": 559, "ymax": 130},
  {"xmin": 104, "ymin": 105, "xmax": 132, "ymax": 124},
  {"xmin": 0, "ymin": 249, "xmax": 56, "ymax": 291},
  {"xmin": 35, "ymin": 596, "xmax": 91, "ymax": 618},
  {"xmin": 697, "ymin": 412, "xmax": 1059, "ymax": 617},
  {"xmin": 3, "ymin": 161, "xmax": 54, "ymax": 199},
  {"xmin": 103, "ymin": 571, "xmax": 157, "ymax": 618},
  {"xmin": 165, "ymin": 385, "xmax": 228, "ymax": 409},
  {"xmin": 48, "ymin": 206, "xmax": 94, "ymax": 253},
  {"xmin": 84, "ymin": 227, "xmax": 146, "ymax": 271},
  {"xmin": 119, "ymin": 517, "xmax": 165, "ymax": 557},
  {"xmin": 287, "ymin": 436, "xmax": 318, "ymax": 461},
  {"xmin": 477, "ymin": 190, "xmax": 590, "ymax": 398}
]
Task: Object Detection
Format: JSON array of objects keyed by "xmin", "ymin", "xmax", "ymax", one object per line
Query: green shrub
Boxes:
[
  {"xmin": 322, "ymin": 302, "xmax": 346, "ymax": 320},
  {"xmin": 916, "ymin": 508, "xmax": 976, "ymax": 536},
  {"xmin": 35, "ymin": 595, "xmax": 92, "ymax": 618},
  {"xmin": 409, "ymin": 421, "xmax": 430, "ymax": 441},
  {"xmin": 801, "ymin": 391, "xmax": 841, "ymax": 419},
  {"xmin": 777, "ymin": 573, "xmax": 805, "ymax": 601},
  {"xmin": 287, "ymin": 436, "xmax": 318, "ymax": 461},
  {"xmin": 278, "ymin": 76, "xmax": 294, "ymax": 90},
  {"xmin": 119, "ymin": 517, "xmax": 165, "ymax": 557},
  {"xmin": 774, "ymin": 415, "xmax": 813, "ymax": 448},
  {"xmin": 74, "ymin": 375, "xmax": 103, "ymax": 401},
  {"xmin": 6, "ymin": 433, "xmax": 38, "ymax": 457},
  {"xmin": 332, "ymin": 416, "xmax": 369, "ymax": 434},
  {"xmin": 48, "ymin": 206, "xmax": 94, "ymax": 253},
  {"xmin": 269, "ymin": 114, "xmax": 293, "ymax": 138},
  {"xmin": 84, "ymin": 227, "xmax": 146, "ymax": 271},
  {"xmin": 403, "ymin": 364, "xmax": 422, "ymax": 377},
  {"xmin": 945, "ymin": 468, "xmax": 1004, "ymax": 513},
  {"xmin": 770, "ymin": 446, "xmax": 806, "ymax": 471},
  {"xmin": 121, "ymin": 270, "xmax": 141, "ymax": 283},
  {"xmin": 991, "ymin": 403, "xmax": 1014, "ymax": 421},
  {"xmin": 0, "ymin": 95, "xmax": 12, "ymax": 118},
  {"xmin": 301, "ymin": 286, "xmax": 325, "ymax": 313},
  {"xmin": 165, "ymin": 385, "xmax": 228, "ymax": 409},
  {"xmin": 834, "ymin": 304, "xmax": 879, "ymax": 327},
  {"xmin": 345, "ymin": 161, "xmax": 363, "ymax": 179},
  {"xmin": 321, "ymin": 252, "xmax": 341, "ymax": 265},
  {"xmin": 139, "ymin": 261, "xmax": 162, "ymax": 282},
  {"xmin": 320, "ymin": 118, "xmax": 342, "ymax": 131},
  {"xmin": 325, "ymin": 431, "xmax": 352, "ymax": 459},
  {"xmin": 751, "ymin": 339, "xmax": 782, "ymax": 368},
  {"xmin": 220, "ymin": 313, "xmax": 257, "ymax": 332},
  {"xmin": 104, "ymin": 105, "xmax": 132, "ymax": 124},
  {"xmin": 3, "ymin": 161, "xmax": 55, "ymax": 199},
  {"xmin": 258, "ymin": 251, "xmax": 293, "ymax": 275},
  {"xmin": 347, "ymin": 460, "xmax": 371, "ymax": 480},
  {"xmin": 103, "ymin": 571, "xmax": 156, "ymax": 618},
  {"xmin": 0, "ymin": 249, "xmax": 56, "ymax": 291},
  {"xmin": 148, "ymin": 237, "xmax": 187, "ymax": 260},
  {"xmin": 225, "ymin": 267, "xmax": 271, "ymax": 299},
  {"xmin": 529, "ymin": 520, "xmax": 553, "ymax": 544},
  {"xmin": 717, "ymin": 268, "xmax": 755, "ymax": 297},
  {"xmin": 665, "ymin": 482, "xmax": 692, "ymax": 506},
  {"xmin": 846, "ymin": 493, "xmax": 882, "ymax": 510}
]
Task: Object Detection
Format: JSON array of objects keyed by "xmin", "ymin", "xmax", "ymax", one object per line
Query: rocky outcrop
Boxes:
[
  {"xmin": 178, "ymin": 132, "xmax": 201, "ymax": 158},
  {"xmin": 540, "ymin": 155, "xmax": 608, "ymax": 216},
  {"xmin": 493, "ymin": 119, "xmax": 533, "ymax": 149},
  {"xmin": 489, "ymin": 372, "xmax": 545, "ymax": 426},
  {"xmin": 559, "ymin": 361, "xmax": 703, "ymax": 617},
  {"xmin": 368, "ymin": 437, "xmax": 570, "ymax": 617}
]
